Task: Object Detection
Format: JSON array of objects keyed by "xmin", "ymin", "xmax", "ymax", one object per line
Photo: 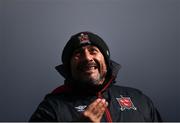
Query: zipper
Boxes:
[
  {"xmin": 105, "ymin": 108, "xmax": 113, "ymax": 122},
  {"xmin": 96, "ymin": 76, "xmax": 115, "ymax": 122},
  {"xmin": 97, "ymin": 92, "xmax": 112, "ymax": 123}
]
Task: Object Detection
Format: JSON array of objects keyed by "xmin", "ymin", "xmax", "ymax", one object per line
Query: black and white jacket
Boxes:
[{"xmin": 29, "ymin": 60, "xmax": 162, "ymax": 122}]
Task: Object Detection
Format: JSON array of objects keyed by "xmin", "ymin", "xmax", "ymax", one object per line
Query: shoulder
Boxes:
[
  {"xmin": 42, "ymin": 85, "xmax": 75, "ymax": 104},
  {"xmin": 51, "ymin": 84, "xmax": 72, "ymax": 94},
  {"xmin": 110, "ymin": 85, "xmax": 143, "ymax": 96},
  {"xmin": 108, "ymin": 85, "xmax": 162, "ymax": 121}
]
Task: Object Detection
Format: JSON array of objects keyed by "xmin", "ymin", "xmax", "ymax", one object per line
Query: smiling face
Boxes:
[{"xmin": 70, "ymin": 45, "xmax": 107, "ymax": 86}]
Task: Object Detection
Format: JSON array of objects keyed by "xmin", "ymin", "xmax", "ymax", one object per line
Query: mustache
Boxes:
[{"xmin": 77, "ymin": 61, "xmax": 100, "ymax": 70}]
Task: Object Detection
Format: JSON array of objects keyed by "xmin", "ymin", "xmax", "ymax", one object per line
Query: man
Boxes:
[{"xmin": 29, "ymin": 32, "xmax": 162, "ymax": 122}]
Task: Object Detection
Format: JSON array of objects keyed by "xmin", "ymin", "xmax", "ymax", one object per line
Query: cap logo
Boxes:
[{"xmin": 78, "ymin": 33, "xmax": 90, "ymax": 44}]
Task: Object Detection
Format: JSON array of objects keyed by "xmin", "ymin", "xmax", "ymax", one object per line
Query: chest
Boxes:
[{"xmin": 54, "ymin": 91, "xmax": 146, "ymax": 122}]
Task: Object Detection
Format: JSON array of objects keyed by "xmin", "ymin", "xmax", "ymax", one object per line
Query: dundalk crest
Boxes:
[
  {"xmin": 116, "ymin": 95, "xmax": 137, "ymax": 111},
  {"xmin": 78, "ymin": 33, "xmax": 90, "ymax": 44}
]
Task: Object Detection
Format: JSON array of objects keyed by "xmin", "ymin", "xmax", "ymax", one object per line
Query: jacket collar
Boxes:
[{"xmin": 54, "ymin": 60, "xmax": 121, "ymax": 94}]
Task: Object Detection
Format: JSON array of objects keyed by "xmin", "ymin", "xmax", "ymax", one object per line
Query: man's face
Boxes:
[{"xmin": 70, "ymin": 45, "xmax": 107, "ymax": 86}]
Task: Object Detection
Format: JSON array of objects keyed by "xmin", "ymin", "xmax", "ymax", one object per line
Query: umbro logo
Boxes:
[{"xmin": 75, "ymin": 105, "xmax": 87, "ymax": 112}]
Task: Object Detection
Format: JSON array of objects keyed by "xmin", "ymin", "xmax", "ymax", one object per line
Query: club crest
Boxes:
[
  {"xmin": 116, "ymin": 95, "xmax": 137, "ymax": 111},
  {"xmin": 78, "ymin": 33, "xmax": 90, "ymax": 44}
]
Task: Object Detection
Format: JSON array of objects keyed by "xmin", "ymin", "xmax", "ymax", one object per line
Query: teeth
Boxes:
[
  {"xmin": 79, "ymin": 65, "xmax": 97, "ymax": 72},
  {"xmin": 89, "ymin": 66, "xmax": 94, "ymax": 69},
  {"xmin": 84, "ymin": 66, "xmax": 95, "ymax": 70},
  {"xmin": 87, "ymin": 66, "xmax": 94, "ymax": 69}
]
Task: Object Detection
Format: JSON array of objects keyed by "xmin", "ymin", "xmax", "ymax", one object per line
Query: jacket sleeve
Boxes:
[
  {"xmin": 141, "ymin": 93, "xmax": 162, "ymax": 122},
  {"xmin": 149, "ymin": 99, "xmax": 162, "ymax": 122},
  {"xmin": 152, "ymin": 108, "xmax": 162, "ymax": 122},
  {"xmin": 29, "ymin": 96, "xmax": 57, "ymax": 122}
]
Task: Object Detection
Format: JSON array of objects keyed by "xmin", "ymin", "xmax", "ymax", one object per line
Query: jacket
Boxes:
[{"xmin": 29, "ymin": 60, "xmax": 162, "ymax": 122}]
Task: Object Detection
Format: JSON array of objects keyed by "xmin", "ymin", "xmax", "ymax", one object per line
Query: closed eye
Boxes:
[{"xmin": 89, "ymin": 47, "xmax": 98, "ymax": 54}]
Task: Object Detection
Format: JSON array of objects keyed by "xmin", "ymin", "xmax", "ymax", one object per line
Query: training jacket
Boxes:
[{"xmin": 29, "ymin": 60, "xmax": 162, "ymax": 122}]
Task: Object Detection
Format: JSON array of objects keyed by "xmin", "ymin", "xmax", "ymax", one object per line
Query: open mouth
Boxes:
[
  {"xmin": 78, "ymin": 62, "xmax": 99, "ymax": 73},
  {"xmin": 82, "ymin": 65, "xmax": 98, "ymax": 72}
]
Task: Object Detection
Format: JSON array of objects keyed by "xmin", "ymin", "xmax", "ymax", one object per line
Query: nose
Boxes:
[{"xmin": 82, "ymin": 49, "xmax": 93, "ymax": 61}]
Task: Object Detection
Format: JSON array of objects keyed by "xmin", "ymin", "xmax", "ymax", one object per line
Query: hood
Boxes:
[{"xmin": 54, "ymin": 60, "xmax": 121, "ymax": 94}]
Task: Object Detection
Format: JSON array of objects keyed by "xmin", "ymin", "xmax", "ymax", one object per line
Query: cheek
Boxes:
[
  {"xmin": 98, "ymin": 57, "xmax": 107, "ymax": 72},
  {"xmin": 71, "ymin": 57, "xmax": 79, "ymax": 65},
  {"xmin": 101, "ymin": 63, "xmax": 107, "ymax": 73},
  {"xmin": 70, "ymin": 59, "xmax": 78, "ymax": 70}
]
